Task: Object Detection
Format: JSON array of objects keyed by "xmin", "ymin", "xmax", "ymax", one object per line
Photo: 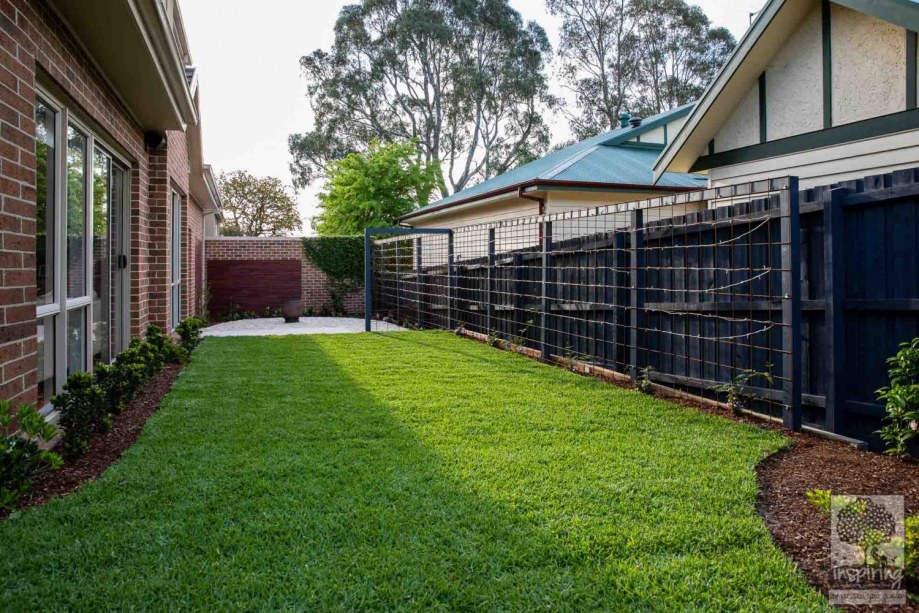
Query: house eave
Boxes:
[
  {"xmin": 47, "ymin": 0, "xmax": 197, "ymax": 131},
  {"xmin": 399, "ymin": 180, "xmax": 699, "ymax": 224}
]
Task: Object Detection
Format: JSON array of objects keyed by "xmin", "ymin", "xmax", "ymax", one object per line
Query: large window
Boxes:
[
  {"xmin": 35, "ymin": 92, "xmax": 130, "ymax": 410},
  {"xmin": 170, "ymin": 191, "xmax": 182, "ymax": 330}
]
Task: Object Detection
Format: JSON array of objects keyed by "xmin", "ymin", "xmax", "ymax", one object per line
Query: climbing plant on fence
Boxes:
[{"xmin": 301, "ymin": 236, "xmax": 364, "ymax": 314}]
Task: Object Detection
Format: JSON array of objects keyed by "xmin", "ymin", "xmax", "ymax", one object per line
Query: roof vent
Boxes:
[
  {"xmin": 629, "ymin": 116, "xmax": 642, "ymax": 128},
  {"xmin": 618, "ymin": 112, "xmax": 630, "ymax": 128}
]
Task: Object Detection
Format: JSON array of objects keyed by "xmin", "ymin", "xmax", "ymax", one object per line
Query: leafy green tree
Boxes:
[
  {"xmin": 631, "ymin": 0, "xmax": 735, "ymax": 116},
  {"xmin": 312, "ymin": 140, "xmax": 440, "ymax": 235},
  {"xmin": 217, "ymin": 171, "xmax": 302, "ymax": 237},
  {"xmin": 289, "ymin": 0, "xmax": 555, "ymax": 199},
  {"xmin": 547, "ymin": 0, "xmax": 642, "ymax": 140}
]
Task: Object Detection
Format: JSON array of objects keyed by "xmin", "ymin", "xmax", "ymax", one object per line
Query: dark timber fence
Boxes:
[{"xmin": 368, "ymin": 168, "xmax": 919, "ymax": 447}]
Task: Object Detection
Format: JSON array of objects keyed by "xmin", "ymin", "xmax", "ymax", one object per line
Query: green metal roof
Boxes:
[{"xmin": 403, "ymin": 104, "xmax": 706, "ymax": 220}]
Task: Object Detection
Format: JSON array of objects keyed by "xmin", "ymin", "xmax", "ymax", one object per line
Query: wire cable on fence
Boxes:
[{"xmin": 370, "ymin": 181, "xmax": 797, "ymax": 417}]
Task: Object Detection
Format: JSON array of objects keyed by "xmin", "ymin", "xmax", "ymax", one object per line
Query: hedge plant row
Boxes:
[{"xmin": 0, "ymin": 317, "xmax": 205, "ymax": 510}]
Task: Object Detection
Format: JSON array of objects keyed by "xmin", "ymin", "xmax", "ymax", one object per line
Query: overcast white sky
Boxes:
[{"xmin": 181, "ymin": 0, "xmax": 765, "ymax": 232}]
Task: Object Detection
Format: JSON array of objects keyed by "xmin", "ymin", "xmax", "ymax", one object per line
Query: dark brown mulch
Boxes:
[
  {"xmin": 757, "ymin": 432, "xmax": 919, "ymax": 611},
  {"xmin": 2, "ymin": 363, "xmax": 182, "ymax": 519}
]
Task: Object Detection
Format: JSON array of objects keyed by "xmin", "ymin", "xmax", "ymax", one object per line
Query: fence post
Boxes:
[
  {"xmin": 823, "ymin": 187, "xmax": 846, "ymax": 433},
  {"xmin": 447, "ymin": 231, "xmax": 455, "ymax": 330},
  {"xmin": 395, "ymin": 241, "xmax": 402, "ymax": 322},
  {"xmin": 629, "ymin": 210, "xmax": 644, "ymax": 380},
  {"xmin": 541, "ymin": 220, "xmax": 553, "ymax": 361},
  {"xmin": 364, "ymin": 229, "xmax": 372, "ymax": 332},
  {"xmin": 781, "ymin": 177, "xmax": 802, "ymax": 431},
  {"xmin": 487, "ymin": 228, "xmax": 495, "ymax": 334}
]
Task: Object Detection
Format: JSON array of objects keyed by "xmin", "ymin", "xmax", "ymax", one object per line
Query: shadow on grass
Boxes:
[
  {"xmin": 0, "ymin": 333, "xmax": 824, "ymax": 611},
  {"xmin": 0, "ymin": 335, "xmax": 655, "ymax": 610}
]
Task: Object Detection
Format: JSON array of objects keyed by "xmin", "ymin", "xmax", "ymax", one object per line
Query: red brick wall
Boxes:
[
  {"xmin": 0, "ymin": 0, "xmax": 158, "ymax": 404},
  {"xmin": 0, "ymin": 0, "xmax": 198, "ymax": 404},
  {"xmin": 205, "ymin": 237, "xmax": 363, "ymax": 318}
]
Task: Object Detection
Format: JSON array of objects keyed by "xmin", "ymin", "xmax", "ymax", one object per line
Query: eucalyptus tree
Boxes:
[
  {"xmin": 289, "ymin": 0, "xmax": 555, "ymax": 198},
  {"xmin": 631, "ymin": 0, "xmax": 735, "ymax": 116},
  {"xmin": 547, "ymin": 0, "xmax": 641, "ymax": 140}
]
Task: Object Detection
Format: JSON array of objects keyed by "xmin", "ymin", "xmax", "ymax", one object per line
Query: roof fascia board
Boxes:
[
  {"xmin": 652, "ymin": 0, "xmax": 789, "ymax": 181},
  {"xmin": 832, "ymin": 0, "xmax": 919, "ymax": 32},
  {"xmin": 133, "ymin": 0, "xmax": 197, "ymax": 128},
  {"xmin": 399, "ymin": 179, "xmax": 699, "ymax": 223}
]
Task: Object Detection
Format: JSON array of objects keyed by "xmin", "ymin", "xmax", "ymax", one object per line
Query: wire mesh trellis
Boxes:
[{"xmin": 368, "ymin": 177, "xmax": 802, "ymax": 428}]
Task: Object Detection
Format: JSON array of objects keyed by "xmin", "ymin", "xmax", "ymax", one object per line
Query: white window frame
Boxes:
[{"xmin": 35, "ymin": 86, "xmax": 132, "ymax": 412}]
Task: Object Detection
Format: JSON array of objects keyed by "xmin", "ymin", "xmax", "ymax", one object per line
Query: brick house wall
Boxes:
[
  {"xmin": 0, "ymin": 0, "xmax": 204, "ymax": 405},
  {"xmin": 205, "ymin": 237, "xmax": 363, "ymax": 318}
]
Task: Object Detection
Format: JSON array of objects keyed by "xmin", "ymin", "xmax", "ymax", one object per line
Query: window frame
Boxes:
[
  {"xmin": 35, "ymin": 85, "xmax": 133, "ymax": 412},
  {"xmin": 170, "ymin": 190, "xmax": 183, "ymax": 330}
]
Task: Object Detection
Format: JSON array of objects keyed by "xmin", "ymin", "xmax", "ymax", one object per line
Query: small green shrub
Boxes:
[
  {"xmin": 53, "ymin": 372, "xmax": 106, "ymax": 456},
  {"xmin": 0, "ymin": 401, "xmax": 61, "ymax": 510},
  {"xmin": 176, "ymin": 317, "xmax": 205, "ymax": 355},
  {"xmin": 906, "ymin": 516, "xmax": 919, "ymax": 581},
  {"xmin": 711, "ymin": 365, "xmax": 774, "ymax": 414},
  {"xmin": 145, "ymin": 324, "xmax": 186, "ymax": 366},
  {"xmin": 805, "ymin": 489, "xmax": 833, "ymax": 515},
  {"xmin": 878, "ymin": 338, "xmax": 919, "ymax": 456},
  {"xmin": 635, "ymin": 366, "xmax": 655, "ymax": 395}
]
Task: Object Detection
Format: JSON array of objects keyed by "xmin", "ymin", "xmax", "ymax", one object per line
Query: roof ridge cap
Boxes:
[{"xmin": 543, "ymin": 145, "xmax": 601, "ymax": 179}]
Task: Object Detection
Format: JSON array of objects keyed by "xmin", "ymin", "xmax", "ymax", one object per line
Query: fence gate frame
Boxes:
[{"xmin": 364, "ymin": 227, "xmax": 452, "ymax": 332}]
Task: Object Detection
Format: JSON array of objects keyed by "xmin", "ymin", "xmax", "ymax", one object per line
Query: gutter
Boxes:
[
  {"xmin": 517, "ymin": 186, "xmax": 545, "ymax": 214},
  {"xmin": 399, "ymin": 179, "xmax": 700, "ymax": 223}
]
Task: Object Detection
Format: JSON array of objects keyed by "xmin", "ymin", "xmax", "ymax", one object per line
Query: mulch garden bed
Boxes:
[
  {"xmin": 758, "ymin": 433, "xmax": 919, "ymax": 611},
  {"xmin": 1, "ymin": 363, "xmax": 182, "ymax": 519}
]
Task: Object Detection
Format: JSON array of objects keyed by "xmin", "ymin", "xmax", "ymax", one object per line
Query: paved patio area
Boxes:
[{"xmin": 202, "ymin": 317, "xmax": 406, "ymax": 337}]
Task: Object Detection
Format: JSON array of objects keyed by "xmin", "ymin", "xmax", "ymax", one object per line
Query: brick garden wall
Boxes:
[{"xmin": 205, "ymin": 237, "xmax": 363, "ymax": 318}]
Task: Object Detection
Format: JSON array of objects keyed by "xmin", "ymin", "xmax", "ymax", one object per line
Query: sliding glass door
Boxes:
[
  {"xmin": 91, "ymin": 149, "xmax": 129, "ymax": 362},
  {"xmin": 35, "ymin": 91, "xmax": 131, "ymax": 410}
]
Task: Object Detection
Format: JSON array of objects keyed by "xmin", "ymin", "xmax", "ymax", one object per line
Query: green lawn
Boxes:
[{"xmin": 0, "ymin": 332, "xmax": 825, "ymax": 610}]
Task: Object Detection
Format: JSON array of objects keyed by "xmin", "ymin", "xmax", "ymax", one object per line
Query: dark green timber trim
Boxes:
[
  {"xmin": 690, "ymin": 107, "xmax": 919, "ymax": 172},
  {"xmin": 707, "ymin": 139, "xmax": 715, "ymax": 155},
  {"xmin": 663, "ymin": 123, "xmax": 669, "ymax": 145},
  {"xmin": 822, "ymin": 0, "xmax": 832, "ymax": 129},
  {"xmin": 758, "ymin": 72, "xmax": 767, "ymax": 143},
  {"xmin": 908, "ymin": 31, "xmax": 917, "ymax": 110}
]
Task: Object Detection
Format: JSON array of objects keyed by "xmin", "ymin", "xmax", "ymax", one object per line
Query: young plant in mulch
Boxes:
[
  {"xmin": 635, "ymin": 366, "xmax": 655, "ymax": 395},
  {"xmin": 710, "ymin": 365, "xmax": 773, "ymax": 415},
  {"xmin": 877, "ymin": 338, "xmax": 919, "ymax": 456},
  {"xmin": 55, "ymin": 323, "xmax": 192, "ymax": 458},
  {"xmin": 0, "ymin": 401, "xmax": 61, "ymax": 510}
]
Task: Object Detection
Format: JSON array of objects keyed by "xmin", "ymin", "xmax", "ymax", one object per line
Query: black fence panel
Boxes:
[{"xmin": 370, "ymin": 169, "xmax": 919, "ymax": 447}]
